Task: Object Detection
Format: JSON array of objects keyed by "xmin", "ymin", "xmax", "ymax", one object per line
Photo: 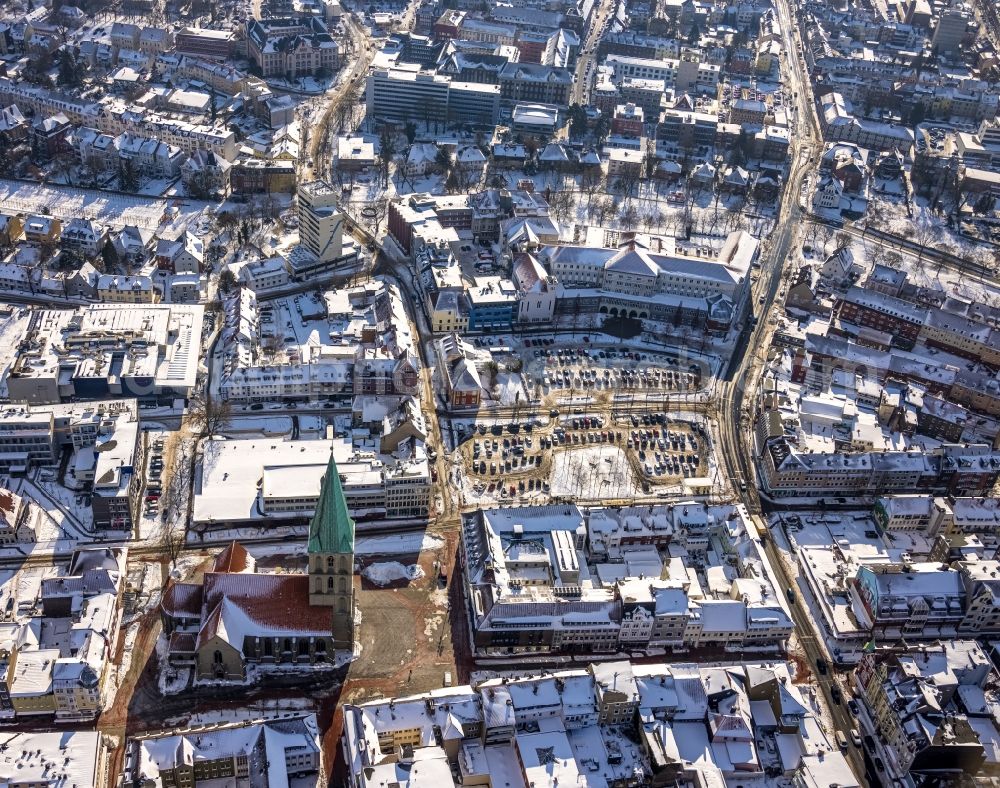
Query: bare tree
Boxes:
[
  {"xmin": 377, "ymin": 127, "xmax": 397, "ymax": 188},
  {"xmin": 187, "ymin": 392, "xmax": 232, "ymax": 437},
  {"xmin": 581, "ymin": 170, "xmax": 605, "ymax": 205},
  {"xmin": 884, "ymin": 250, "xmax": 904, "ymax": 269},
  {"xmin": 549, "ymin": 189, "xmax": 575, "ymax": 222},
  {"xmin": 618, "ymin": 203, "xmax": 639, "ymax": 230},
  {"xmin": 369, "ymin": 197, "xmax": 390, "ymax": 235},
  {"xmin": 913, "ymin": 223, "xmax": 936, "ymax": 267}
]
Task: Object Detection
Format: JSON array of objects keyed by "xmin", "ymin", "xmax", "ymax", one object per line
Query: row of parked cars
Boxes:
[{"xmin": 145, "ymin": 438, "xmax": 165, "ymax": 519}]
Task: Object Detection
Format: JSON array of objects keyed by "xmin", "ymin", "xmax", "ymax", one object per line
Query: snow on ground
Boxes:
[
  {"xmin": 159, "ymin": 665, "xmax": 192, "ymax": 696},
  {"xmin": 125, "ymin": 561, "xmax": 164, "ymax": 621},
  {"xmin": 155, "ymin": 634, "xmax": 192, "ymax": 696},
  {"xmin": 493, "ymin": 372, "xmax": 526, "ymax": 406},
  {"xmin": 0, "ymin": 308, "xmax": 31, "ymax": 398},
  {"xmin": 240, "ymin": 532, "xmax": 445, "ymax": 560},
  {"xmin": 169, "ymin": 553, "xmax": 210, "ymax": 580},
  {"xmin": 105, "ymin": 622, "xmax": 140, "ymax": 707},
  {"xmin": 550, "ymin": 446, "xmax": 640, "ymax": 500},
  {"xmin": 834, "ymin": 232, "xmax": 1000, "ymax": 309},
  {"xmin": 163, "ymin": 696, "xmax": 320, "ymax": 726},
  {"xmin": 362, "ymin": 561, "xmax": 424, "ymax": 586},
  {"xmin": 18, "ymin": 475, "xmax": 97, "ymax": 539},
  {"xmin": 355, "ymin": 532, "xmax": 445, "ymax": 556}
]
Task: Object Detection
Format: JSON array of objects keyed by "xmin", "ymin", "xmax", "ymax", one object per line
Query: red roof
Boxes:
[
  {"xmin": 168, "ymin": 632, "xmax": 197, "ymax": 654},
  {"xmin": 160, "ymin": 581, "xmax": 203, "ymax": 618},
  {"xmin": 200, "ymin": 572, "xmax": 333, "ymax": 639},
  {"xmin": 213, "ymin": 541, "xmax": 252, "ymax": 574}
]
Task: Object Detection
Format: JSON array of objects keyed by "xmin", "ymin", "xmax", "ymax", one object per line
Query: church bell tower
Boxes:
[{"xmin": 307, "ymin": 452, "xmax": 355, "ymax": 650}]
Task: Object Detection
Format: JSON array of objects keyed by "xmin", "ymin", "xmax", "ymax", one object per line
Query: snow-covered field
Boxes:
[
  {"xmin": 550, "ymin": 446, "xmax": 639, "ymax": 500},
  {"xmin": 362, "ymin": 561, "xmax": 424, "ymax": 586}
]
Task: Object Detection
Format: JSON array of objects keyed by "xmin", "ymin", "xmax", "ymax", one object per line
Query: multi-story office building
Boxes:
[
  {"xmin": 174, "ymin": 26, "xmax": 234, "ymax": 60},
  {"xmin": 297, "ymin": 180, "xmax": 344, "ymax": 264},
  {"xmin": 498, "ymin": 62, "xmax": 573, "ymax": 105},
  {"xmin": 538, "ymin": 230, "xmax": 757, "ymax": 331},
  {"xmin": 246, "ymin": 17, "xmax": 338, "ymax": 78},
  {"xmin": 366, "ymin": 64, "xmax": 500, "ymax": 125}
]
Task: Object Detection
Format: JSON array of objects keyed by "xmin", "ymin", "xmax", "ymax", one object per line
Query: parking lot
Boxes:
[
  {"xmin": 459, "ymin": 411, "xmax": 709, "ymax": 503},
  {"xmin": 532, "ymin": 345, "xmax": 704, "ymax": 394}
]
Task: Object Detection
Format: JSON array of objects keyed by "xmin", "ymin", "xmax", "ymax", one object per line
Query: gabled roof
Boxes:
[
  {"xmin": 213, "ymin": 541, "xmax": 252, "ymax": 573},
  {"xmin": 160, "ymin": 580, "xmax": 204, "ymax": 618},
  {"xmin": 199, "ymin": 572, "xmax": 334, "ymax": 648},
  {"xmin": 606, "ymin": 248, "xmax": 658, "ymax": 278},
  {"xmin": 539, "ymin": 143, "xmax": 569, "ymax": 161},
  {"xmin": 307, "ymin": 451, "xmax": 355, "ymax": 555}
]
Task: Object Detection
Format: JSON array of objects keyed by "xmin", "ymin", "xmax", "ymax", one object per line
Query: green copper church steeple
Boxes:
[{"xmin": 308, "ymin": 452, "xmax": 355, "ymax": 555}]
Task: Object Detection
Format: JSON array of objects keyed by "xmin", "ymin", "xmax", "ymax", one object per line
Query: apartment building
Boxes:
[
  {"xmin": 760, "ymin": 438, "xmax": 1000, "ymax": 498},
  {"xmin": 341, "ymin": 660, "xmax": 852, "ymax": 788},
  {"xmin": 60, "ymin": 218, "xmax": 108, "ymax": 259},
  {"xmin": 855, "ymin": 642, "xmax": 995, "ymax": 782},
  {"xmin": 175, "ymin": 56, "xmax": 247, "ymax": 95},
  {"xmin": 835, "ymin": 287, "xmax": 927, "ymax": 348},
  {"xmin": 460, "ymin": 503, "xmax": 792, "ymax": 657},
  {"xmin": 6, "ymin": 548, "xmax": 125, "ymax": 721},
  {"xmin": 123, "ymin": 716, "xmax": 322, "ymax": 787}
]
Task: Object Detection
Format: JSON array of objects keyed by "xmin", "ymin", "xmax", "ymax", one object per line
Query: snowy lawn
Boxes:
[{"xmin": 549, "ymin": 446, "xmax": 640, "ymax": 500}]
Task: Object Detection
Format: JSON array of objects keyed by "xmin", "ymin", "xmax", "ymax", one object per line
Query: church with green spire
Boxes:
[{"xmin": 308, "ymin": 451, "xmax": 356, "ymax": 650}]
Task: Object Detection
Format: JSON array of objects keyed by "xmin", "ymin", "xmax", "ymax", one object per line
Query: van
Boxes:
[{"xmin": 835, "ymin": 731, "xmax": 848, "ymax": 750}]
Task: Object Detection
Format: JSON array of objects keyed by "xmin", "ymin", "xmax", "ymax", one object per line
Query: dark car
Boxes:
[
  {"xmin": 875, "ymin": 757, "xmax": 885, "ymax": 772},
  {"xmin": 830, "ymin": 685, "xmax": 842, "ymax": 704},
  {"xmin": 848, "ymin": 700, "xmax": 860, "ymax": 715},
  {"xmin": 816, "ymin": 658, "xmax": 828, "ymax": 675}
]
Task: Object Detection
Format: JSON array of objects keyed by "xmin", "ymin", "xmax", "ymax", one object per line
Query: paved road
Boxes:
[
  {"xmin": 572, "ymin": 0, "xmax": 617, "ymax": 105},
  {"xmin": 710, "ymin": 0, "xmax": 867, "ymax": 781},
  {"xmin": 307, "ymin": 12, "xmax": 374, "ymax": 181}
]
